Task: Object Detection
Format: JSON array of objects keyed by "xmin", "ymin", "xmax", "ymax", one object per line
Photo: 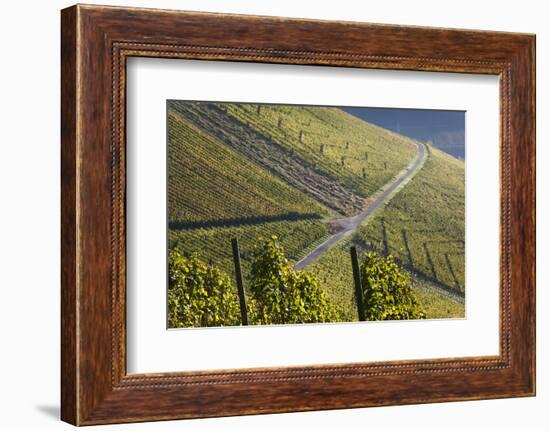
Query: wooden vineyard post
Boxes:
[
  {"xmin": 350, "ymin": 246, "xmax": 366, "ymax": 321},
  {"xmin": 231, "ymin": 238, "xmax": 249, "ymax": 325}
]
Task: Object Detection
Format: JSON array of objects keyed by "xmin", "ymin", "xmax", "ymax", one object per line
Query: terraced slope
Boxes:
[
  {"xmin": 223, "ymin": 103, "xmax": 417, "ymax": 199},
  {"xmin": 169, "ymin": 101, "xmax": 416, "ymax": 216},
  {"xmin": 358, "ymin": 146, "xmax": 465, "ymax": 292},
  {"xmin": 167, "ymin": 111, "xmax": 331, "ymax": 276},
  {"xmin": 167, "ymin": 101, "xmax": 464, "ymax": 322},
  {"xmin": 310, "ymin": 146, "xmax": 465, "ymax": 321},
  {"xmin": 168, "ymin": 111, "xmax": 328, "ymax": 225}
]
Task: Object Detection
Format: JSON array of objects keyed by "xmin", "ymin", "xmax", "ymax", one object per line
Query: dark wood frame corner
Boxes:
[{"xmin": 61, "ymin": 4, "xmax": 536, "ymax": 426}]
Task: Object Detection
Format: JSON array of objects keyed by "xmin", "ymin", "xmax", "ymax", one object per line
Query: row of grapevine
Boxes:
[
  {"xmin": 167, "ymin": 108, "xmax": 333, "ymax": 281},
  {"xmin": 221, "ymin": 103, "xmax": 417, "ymax": 198},
  {"xmin": 166, "ymin": 101, "xmax": 464, "ymax": 321},
  {"xmin": 308, "ymin": 146, "xmax": 466, "ymax": 321},
  {"xmin": 168, "ymin": 237, "xmax": 425, "ymax": 328},
  {"xmin": 169, "ymin": 218, "xmax": 330, "ymax": 278},
  {"xmin": 168, "ymin": 111, "xmax": 328, "ymax": 224},
  {"xmin": 356, "ymin": 146, "xmax": 466, "ymax": 292},
  {"xmin": 169, "ymin": 102, "xmax": 366, "ymax": 216}
]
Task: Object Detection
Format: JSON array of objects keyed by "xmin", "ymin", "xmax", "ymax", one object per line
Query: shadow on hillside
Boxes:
[
  {"xmin": 349, "ymin": 235, "xmax": 465, "ymax": 300},
  {"xmin": 169, "ymin": 212, "xmax": 323, "ymax": 231}
]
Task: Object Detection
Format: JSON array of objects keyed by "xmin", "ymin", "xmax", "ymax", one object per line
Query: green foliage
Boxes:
[
  {"xmin": 222, "ymin": 103, "xmax": 417, "ymax": 200},
  {"xmin": 308, "ymin": 241, "xmax": 357, "ymax": 322},
  {"xmin": 248, "ymin": 236, "xmax": 337, "ymax": 325},
  {"xmin": 360, "ymin": 251, "xmax": 425, "ymax": 321},
  {"xmin": 358, "ymin": 147, "xmax": 465, "ymax": 292},
  {"xmin": 311, "ymin": 146, "xmax": 465, "ymax": 319},
  {"xmin": 166, "ymin": 101, "xmax": 465, "ymax": 324},
  {"xmin": 411, "ymin": 275, "xmax": 464, "ymax": 319},
  {"xmin": 310, "ymin": 238, "xmax": 464, "ymax": 321},
  {"xmin": 168, "ymin": 250, "xmax": 242, "ymax": 328},
  {"xmin": 167, "ymin": 111, "xmax": 327, "ymax": 224},
  {"xmin": 167, "ymin": 109, "xmax": 331, "ymax": 279},
  {"xmin": 169, "ymin": 219, "xmax": 330, "ymax": 279}
]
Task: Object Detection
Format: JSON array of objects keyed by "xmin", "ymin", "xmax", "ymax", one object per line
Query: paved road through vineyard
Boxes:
[{"xmin": 294, "ymin": 141, "xmax": 426, "ymax": 270}]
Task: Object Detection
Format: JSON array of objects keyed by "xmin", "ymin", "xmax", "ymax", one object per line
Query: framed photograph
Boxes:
[{"xmin": 61, "ymin": 4, "xmax": 535, "ymax": 425}]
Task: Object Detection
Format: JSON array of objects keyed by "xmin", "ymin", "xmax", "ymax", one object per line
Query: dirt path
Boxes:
[{"xmin": 294, "ymin": 141, "xmax": 426, "ymax": 270}]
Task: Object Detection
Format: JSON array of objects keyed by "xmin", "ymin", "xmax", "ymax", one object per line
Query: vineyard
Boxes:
[
  {"xmin": 169, "ymin": 218, "xmax": 329, "ymax": 278},
  {"xmin": 167, "ymin": 101, "xmax": 416, "ymax": 277},
  {"xmin": 169, "ymin": 101, "xmax": 416, "ymax": 216},
  {"xmin": 309, "ymin": 239, "xmax": 464, "ymax": 321},
  {"xmin": 168, "ymin": 111, "xmax": 330, "ymax": 276},
  {"xmin": 168, "ymin": 111, "xmax": 328, "ymax": 224},
  {"xmin": 357, "ymin": 146, "xmax": 465, "ymax": 293},
  {"xmin": 168, "ymin": 238, "xmax": 426, "ymax": 328},
  {"xmin": 221, "ymin": 103, "xmax": 417, "ymax": 199},
  {"xmin": 309, "ymin": 145, "xmax": 465, "ymax": 321},
  {"xmin": 167, "ymin": 100, "xmax": 465, "ymax": 324}
]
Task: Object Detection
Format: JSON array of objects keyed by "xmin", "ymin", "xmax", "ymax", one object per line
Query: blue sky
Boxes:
[{"xmin": 342, "ymin": 107, "xmax": 465, "ymax": 160}]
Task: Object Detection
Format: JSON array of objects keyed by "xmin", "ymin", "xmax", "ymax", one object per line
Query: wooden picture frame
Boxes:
[{"xmin": 61, "ymin": 4, "xmax": 535, "ymax": 425}]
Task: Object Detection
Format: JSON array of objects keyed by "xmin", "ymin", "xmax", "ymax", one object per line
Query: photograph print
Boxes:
[{"xmin": 167, "ymin": 101, "xmax": 465, "ymax": 328}]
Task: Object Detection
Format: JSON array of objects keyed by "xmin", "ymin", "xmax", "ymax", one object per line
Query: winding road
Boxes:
[{"xmin": 294, "ymin": 141, "xmax": 427, "ymax": 270}]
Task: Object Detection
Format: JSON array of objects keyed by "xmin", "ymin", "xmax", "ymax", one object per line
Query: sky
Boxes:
[{"xmin": 342, "ymin": 107, "xmax": 465, "ymax": 160}]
